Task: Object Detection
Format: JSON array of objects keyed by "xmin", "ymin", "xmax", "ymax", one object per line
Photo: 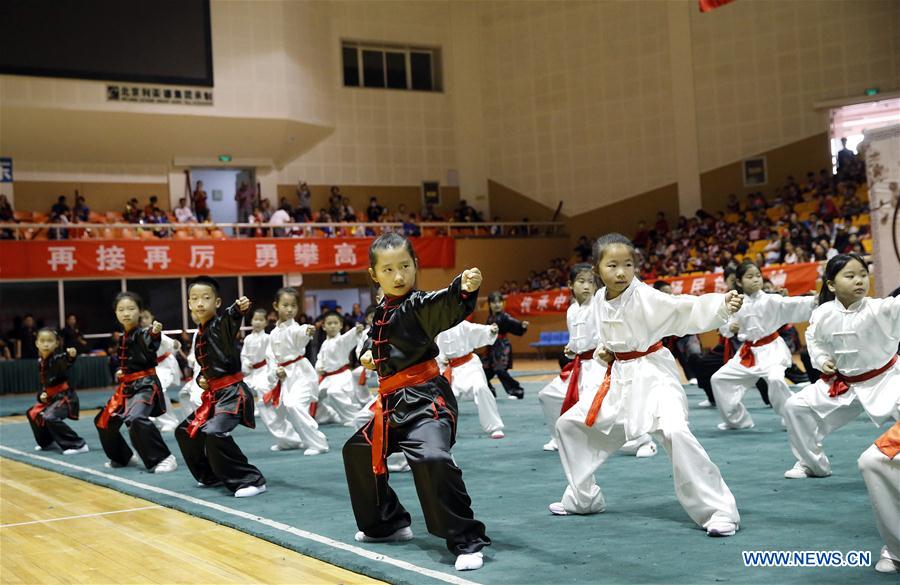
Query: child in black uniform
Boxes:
[
  {"xmin": 342, "ymin": 232, "xmax": 490, "ymax": 571},
  {"xmin": 483, "ymin": 291, "xmax": 529, "ymax": 399},
  {"xmin": 95, "ymin": 292, "xmax": 176, "ymax": 473},
  {"xmin": 27, "ymin": 328, "xmax": 88, "ymax": 455},
  {"xmin": 174, "ymin": 276, "xmax": 266, "ymax": 498}
]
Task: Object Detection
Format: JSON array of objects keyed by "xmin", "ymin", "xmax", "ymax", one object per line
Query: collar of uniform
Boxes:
[
  {"xmin": 382, "ymin": 290, "xmax": 414, "ymax": 307},
  {"xmin": 599, "ymin": 276, "xmax": 640, "ymax": 308},
  {"xmin": 836, "ymin": 298, "xmax": 865, "ymax": 313},
  {"xmin": 276, "ymin": 318, "xmax": 296, "ymax": 329}
]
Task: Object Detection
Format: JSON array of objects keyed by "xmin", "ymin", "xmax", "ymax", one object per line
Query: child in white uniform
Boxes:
[
  {"xmin": 242, "ymin": 308, "xmax": 302, "ymax": 450},
  {"xmin": 177, "ymin": 330, "xmax": 202, "ymax": 419},
  {"xmin": 316, "ymin": 312, "xmax": 366, "ymax": 426},
  {"xmin": 550, "ymin": 233, "xmax": 743, "ymax": 537},
  {"xmin": 711, "ymin": 261, "xmax": 816, "ymax": 430},
  {"xmin": 436, "ymin": 319, "xmax": 505, "ymax": 439},
  {"xmin": 538, "ymin": 263, "xmax": 656, "ymax": 457},
  {"xmin": 140, "ymin": 309, "xmax": 182, "ymax": 433},
  {"xmin": 351, "ymin": 306, "xmax": 378, "ymax": 407},
  {"xmin": 264, "ymin": 287, "xmax": 329, "ymax": 455},
  {"xmin": 781, "ymin": 254, "xmax": 899, "ymax": 574}
]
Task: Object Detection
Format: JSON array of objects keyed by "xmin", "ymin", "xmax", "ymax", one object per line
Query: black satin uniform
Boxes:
[
  {"xmin": 175, "ymin": 303, "xmax": 265, "ymax": 493},
  {"xmin": 483, "ymin": 311, "xmax": 528, "ymax": 398},
  {"xmin": 27, "ymin": 349, "xmax": 86, "ymax": 451},
  {"xmin": 342, "ymin": 276, "xmax": 491, "ymax": 556},
  {"xmin": 94, "ymin": 326, "xmax": 172, "ymax": 469}
]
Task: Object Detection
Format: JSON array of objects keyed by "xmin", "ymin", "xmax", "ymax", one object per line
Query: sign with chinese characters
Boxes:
[
  {"xmin": 0, "ymin": 158, "xmax": 12, "ymax": 182},
  {"xmin": 106, "ymin": 84, "xmax": 213, "ymax": 106},
  {"xmin": 503, "ymin": 262, "xmax": 820, "ymax": 316},
  {"xmin": 0, "ymin": 237, "xmax": 454, "ymax": 279}
]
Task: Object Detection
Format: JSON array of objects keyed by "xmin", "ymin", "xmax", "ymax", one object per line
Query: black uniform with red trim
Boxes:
[
  {"xmin": 342, "ymin": 275, "xmax": 491, "ymax": 556},
  {"xmin": 26, "ymin": 349, "xmax": 86, "ymax": 451},
  {"xmin": 94, "ymin": 325, "xmax": 172, "ymax": 469},
  {"xmin": 175, "ymin": 302, "xmax": 264, "ymax": 493},
  {"xmin": 482, "ymin": 311, "xmax": 528, "ymax": 398}
]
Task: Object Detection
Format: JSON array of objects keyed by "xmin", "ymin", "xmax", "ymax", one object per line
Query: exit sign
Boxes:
[
  {"xmin": 218, "ymin": 154, "xmax": 232, "ymax": 162},
  {"xmin": 865, "ymin": 87, "xmax": 879, "ymax": 96}
]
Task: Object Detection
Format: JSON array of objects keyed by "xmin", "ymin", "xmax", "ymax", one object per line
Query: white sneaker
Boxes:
[
  {"xmin": 717, "ymin": 422, "xmax": 754, "ymax": 431},
  {"xmin": 34, "ymin": 445, "xmax": 46, "ymax": 451},
  {"xmin": 152, "ymin": 455, "xmax": 178, "ymax": 474},
  {"xmin": 387, "ymin": 459, "xmax": 411, "ymax": 473},
  {"xmin": 303, "ymin": 447, "xmax": 328, "ymax": 456},
  {"xmin": 158, "ymin": 423, "xmax": 177, "ymax": 433},
  {"xmin": 548, "ymin": 502, "xmax": 569, "ymax": 516},
  {"xmin": 706, "ymin": 520, "xmax": 738, "ymax": 537},
  {"xmin": 354, "ymin": 526, "xmax": 413, "ymax": 543},
  {"xmin": 635, "ymin": 442, "xmax": 657, "ymax": 458},
  {"xmin": 234, "ymin": 484, "xmax": 267, "ymax": 498},
  {"xmin": 542, "ymin": 439, "xmax": 559, "ymax": 451},
  {"xmin": 783, "ymin": 461, "xmax": 829, "ymax": 479},
  {"xmin": 490, "ymin": 430, "xmax": 505, "ymax": 439},
  {"xmin": 105, "ymin": 455, "xmax": 140, "ymax": 468},
  {"xmin": 507, "ymin": 395, "xmax": 518, "ymax": 400},
  {"xmin": 63, "ymin": 444, "xmax": 89, "ymax": 455},
  {"xmin": 455, "ymin": 552, "xmax": 484, "ymax": 571},
  {"xmin": 876, "ymin": 547, "xmax": 900, "ymax": 573},
  {"xmin": 270, "ymin": 443, "xmax": 301, "ymax": 451},
  {"xmin": 697, "ymin": 400, "xmax": 713, "ymax": 408},
  {"xmin": 687, "ymin": 378, "xmax": 698, "ymax": 385}
]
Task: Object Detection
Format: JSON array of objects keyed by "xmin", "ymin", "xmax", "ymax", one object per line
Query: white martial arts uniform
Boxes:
[
  {"xmin": 783, "ymin": 297, "xmax": 900, "ymax": 471},
  {"xmin": 316, "ymin": 327, "xmax": 366, "ymax": 426},
  {"xmin": 436, "ymin": 321, "xmax": 504, "ymax": 436},
  {"xmin": 554, "ymin": 279, "xmax": 740, "ymax": 531},
  {"xmin": 176, "ymin": 332, "xmax": 202, "ymax": 419},
  {"xmin": 351, "ymin": 326, "xmax": 376, "ymax": 406},
  {"xmin": 711, "ymin": 291, "xmax": 815, "ymax": 429},
  {"xmin": 241, "ymin": 329, "xmax": 302, "ymax": 449},
  {"xmin": 151, "ymin": 333, "xmax": 182, "ymax": 432},
  {"xmin": 264, "ymin": 319, "xmax": 329, "ymax": 452},
  {"xmin": 859, "ymin": 427, "xmax": 900, "ymax": 569}
]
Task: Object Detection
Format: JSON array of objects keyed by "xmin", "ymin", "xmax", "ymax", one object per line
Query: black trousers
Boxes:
[
  {"xmin": 484, "ymin": 367, "xmax": 523, "ymax": 398},
  {"xmin": 27, "ymin": 398, "xmax": 85, "ymax": 451},
  {"xmin": 693, "ymin": 352, "xmax": 771, "ymax": 406},
  {"xmin": 174, "ymin": 384, "xmax": 264, "ymax": 493},
  {"xmin": 343, "ymin": 392, "xmax": 490, "ymax": 555},
  {"xmin": 94, "ymin": 392, "xmax": 171, "ymax": 469}
]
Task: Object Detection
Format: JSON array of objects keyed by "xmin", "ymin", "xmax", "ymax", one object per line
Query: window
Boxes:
[
  {"xmin": 126, "ymin": 278, "xmax": 182, "ymax": 332},
  {"xmin": 64, "ymin": 280, "xmax": 122, "ymax": 334},
  {"xmin": 342, "ymin": 41, "xmax": 442, "ymax": 92}
]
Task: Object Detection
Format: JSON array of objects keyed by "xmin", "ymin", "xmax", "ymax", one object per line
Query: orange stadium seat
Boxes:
[
  {"xmin": 862, "ymin": 239, "xmax": 873, "ymax": 253},
  {"xmin": 13, "ymin": 210, "xmax": 33, "ymax": 221}
]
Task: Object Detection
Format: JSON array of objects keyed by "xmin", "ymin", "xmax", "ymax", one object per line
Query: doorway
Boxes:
[{"xmin": 190, "ymin": 168, "xmax": 256, "ymax": 233}]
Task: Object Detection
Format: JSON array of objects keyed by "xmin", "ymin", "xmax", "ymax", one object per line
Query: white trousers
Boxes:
[
  {"xmin": 447, "ymin": 357, "xmax": 504, "ymax": 434},
  {"xmin": 150, "ymin": 360, "xmax": 181, "ymax": 431},
  {"xmin": 711, "ymin": 341, "xmax": 793, "ymax": 428},
  {"xmin": 858, "ymin": 442, "xmax": 900, "ymax": 562},
  {"xmin": 258, "ymin": 375, "xmax": 328, "ymax": 451},
  {"xmin": 316, "ymin": 370, "xmax": 358, "ymax": 426},
  {"xmin": 555, "ymin": 393, "xmax": 739, "ymax": 529}
]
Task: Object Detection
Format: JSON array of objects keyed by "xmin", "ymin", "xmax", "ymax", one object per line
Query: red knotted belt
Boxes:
[
  {"xmin": 874, "ymin": 421, "xmax": 900, "ymax": 459},
  {"xmin": 442, "ymin": 353, "xmax": 476, "ymax": 386},
  {"xmin": 251, "ymin": 359, "xmax": 266, "ymax": 369},
  {"xmin": 96, "ymin": 368, "xmax": 156, "ymax": 429},
  {"xmin": 822, "ymin": 355, "xmax": 898, "ymax": 398},
  {"xmin": 28, "ymin": 382, "xmax": 70, "ymax": 425},
  {"xmin": 560, "ymin": 348, "xmax": 596, "ymax": 415},
  {"xmin": 319, "ymin": 364, "xmax": 351, "ymax": 384},
  {"xmin": 186, "ymin": 372, "xmax": 245, "ymax": 438},
  {"xmin": 585, "ymin": 341, "xmax": 664, "ymax": 427},
  {"xmin": 156, "ymin": 352, "xmax": 171, "ymax": 364},
  {"xmin": 737, "ymin": 331, "xmax": 781, "ymax": 368},
  {"xmin": 357, "ymin": 367, "xmax": 369, "ymax": 386},
  {"xmin": 369, "ymin": 360, "xmax": 441, "ymax": 475},
  {"xmin": 262, "ymin": 355, "xmax": 306, "ymax": 407}
]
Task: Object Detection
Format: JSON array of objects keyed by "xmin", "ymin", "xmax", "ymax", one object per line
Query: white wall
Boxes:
[{"xmin": 190, "ymin": 169, "xmax": 240, "ymax": 225}]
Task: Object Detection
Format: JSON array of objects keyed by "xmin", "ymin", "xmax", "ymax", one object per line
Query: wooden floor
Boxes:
[{"xmin": 0, "ymin": 457, "xmax": 383, "ymax": 585}]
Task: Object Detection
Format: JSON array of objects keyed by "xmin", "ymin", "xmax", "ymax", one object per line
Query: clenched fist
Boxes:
[
  {"xmin": 360, "ymin": 350, "xmax": 375, "ymax": 370},
  {"xmin": 461, "ymin": 268, "xmax": 483, "ymax": 293},
  {"xmin": 594, "ymin": 346, "xmax": 614, "ymax": 364},
  {"xmin": 151, "ymin": 321, "xmax": 163, "ymax": 335},
  {"xmin": 236, "ymin": 296, "xmax": 251, "ymax": 312},
  {"xmin": 724, "ymin": 291, "xmax": 743, "ymax": 315}
]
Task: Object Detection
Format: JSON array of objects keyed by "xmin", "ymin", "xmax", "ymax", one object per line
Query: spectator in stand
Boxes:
[
  {"xmin": 0, "ymin": 194, "xmax": 15, "ymax": 239},
  {"xmin": 268, "ymin": 202, "xmax": 292, "ymax": 237},
  {"xmin": 725, "ymin": 193, "xmax": 740, "ymax": 213},
  {"xmin": 818, "ymin": 192, "xmax": 839, "ymax": 222},
  {"xmin": 192, "ymin": 180, "xmax": 209, "ymax": 222},
  {"xmin": 144, "ymin": 195, "xmax": 162, "ymax": 218},
  {"xmin": 0, "ymin": 337, "xmax": 12, "ymax": 360},
  {"xmin": 836, "ymin": 137, "xmax": 855, "ymax": 178},
  {"xmin": 61, "ymin": 313, "xmax": 90, "ymax": 354},
  {"xmin": 123, "ymin": 197, "xmax": 141, "ymax": 223},
  {"xmin": 296, "ymin": 181, "xmax": 312, "ymax": 218},
  {"xmin": 633, "ymin": 221, "xmax": 650, "ymax": 249},
  {"xmin": 328, "ymin": 186, "xmax": 343, "ymax": 215},
  {"xmin": 16, "ymin": 314, "xmax": 39, "ymax": 359},
  {"xmin": 348, "ymin": 303, "xmax": 365, "ymax": 325},
  {"xmin": 174, "ymin": 197, "xmax": 197, "ymax": 223},
  {"xmin": 340, "ymin": 197, "xmax": 356, "ymax": 221},
  {"xmin": 50, "ymin": 196, "xmax": 70, "ymax": 219},
  {"xmin": 402, "ymin": 213, "xmax": 421, "ymax": 237},
  {"xmin": 235, "ymin": 182, "xmax": 254, "ymax": 224},
  {"xmin": 654, "ymin": 211, "xmax": 669, "ymax": 235},
  {"xmin": 421, "ymin": 203, "xmax": 442, "ymax": 221},
  {"xmin": 73, "ymin": 196, "xmax": 89, "ymax": 222},
  {"xmin": 247, "ymin": 206, "xmax": 268, "ymax": 237},
  {"xmin": 573, "ymin": 236, "xmax": 592, "ymax": 262},
  {"xmin": 366, "ymin": 196, "xmax": 383, "ymax": 222},
  {"xmin": 259, "ymin": 198, "xmax": 273, "ymax": 222}
]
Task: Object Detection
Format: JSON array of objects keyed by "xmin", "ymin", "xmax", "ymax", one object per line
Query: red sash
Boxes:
[
  {"xmin": 357, "ymin": 367, "xmax": 368, "ymax": 386},
  {"xmin": 823, "ymin": 355, "xmax": 898, "ymax": 398},
  {"xmin": 96, "ymin": 368, "xmax": 156, "ymax": 429},
  {"xmin": 585, "ymin": 342, "xmax": 664, "ymax": 427},
  {"xmin": 442, "ymin": 353, "xmax": 476, "ymax": 386},
  {"xmin": 156, "ymin": 352, "xmax": 171, "ymax": 364},
  {"xmin": 560, "ymin": 349, "xmax": 596, "ymax": 415},
  {"xmin": 318, "ymin": 364, "xmax": 351, "ymax": 384},
  {"xmin": 874, "ymin": 421, "xmax": 900, "ymax": 459},
  {"xmin": 186, "ymin": 372, "xmax": 245, "ymax": 438},
  {"xmin": 27, "ymin": 382, "xmax": 69, "ymax": 425},
  {"xmin": 251, "ymin": 359, "xmax": 266, "ymax": 369},
  {"xmin": 370, "ymin": 360, "xmax": 441, "ymax": 475},
  {"xmin": 738, "ymin": 331, "xmax": 781, "ymax": 368},
  {"xmin": 262, "ymin": 355, "xmax": 305, "ymax": 407}
]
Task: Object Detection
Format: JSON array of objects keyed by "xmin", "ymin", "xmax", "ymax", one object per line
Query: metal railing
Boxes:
[{"xmin": 0, "ymin": 221, "xmax": 567, "ymax": 240}]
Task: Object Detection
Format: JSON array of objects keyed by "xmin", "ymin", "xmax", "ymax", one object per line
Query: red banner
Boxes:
[
  {"xmin": 503, "ymin": 262, "xmax": 820, "ymax": 316},
  {"xmin": 699, "ymin": 0, "xmax": 736, "ymax": 13},
  {"xmin": 0, "ymin": 237, "xmax": 455, "ymax": 280}
]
